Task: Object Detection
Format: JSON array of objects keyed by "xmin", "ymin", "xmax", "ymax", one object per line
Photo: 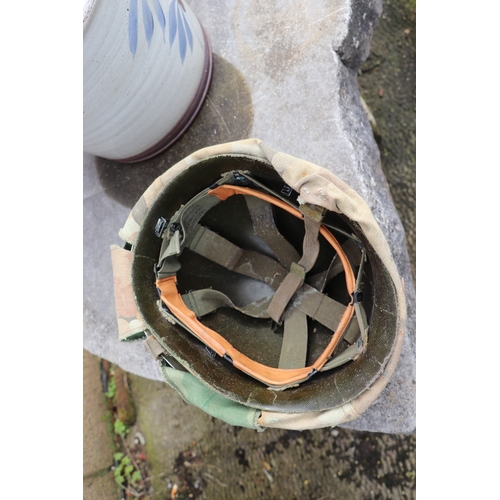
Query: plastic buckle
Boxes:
[
  {"xmin": 232, "ymin": 171, "xmax": 249, "ymax": 185},
  {"xmin": 169, "ymin": 222, "xmax": 183, "ymax": 237},
  {"xmin": 205, "ymin": 346, "xmax": 217, "ymax": 358},
  {"xmin": 154, "ymin": 217, "xmax": 168, "ymax": 237}
]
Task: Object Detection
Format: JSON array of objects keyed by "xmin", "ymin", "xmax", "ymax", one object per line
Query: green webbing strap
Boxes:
[
  {"xmin": 182, "ymin": 291, "xmax": 310, "ymax": 370},
  {"xmin": 159, "ymin": 229, "xmax": 181, "ymax": 261},
  {"xmin": 306, "ymin": 237, "xmax": 362, "ymax": 293},
  {"xmin": 189, "ymin": 225, "xmax": 244, "ymax": 271},
  {"xmin": 157, "ymin": 171, "xmax": 238, "ymax": 279},
  {"xmin": 348, "ymin": 248, "xmax": 369, "ymax": 347},
  {"xmin": 182, "ymin": 288, "xmax": 310, "ymax": 370},
  {"xmin": 182, "ymin": 289, "xmax": 272, "ymax": 319},
  {"xmin": 279, "ymin": 308, "xmax": 308, "ymax": 369},
  {"xmin": 160, "ymin": 267, "xmax": 364, "ymax": 375},
  {"xmin": 244, "ymin": 195, "xmax": 308, "ymax": 369},
  {"xmin": 182, "ymin": 222, "xmax": 360, "ymax": 371},
  {"xmin": 267, "ymin": 212, "xmax": 323, "ymax": 323},
  {"xmin": 322, "ymin": 340, "xmax": 362, "ymax": 370},
  {"xmin": 179, "ymin": 288, "xmax": 362, "ymax": 373},
  {"xmin": 187, "ymin": 222, "xmax": 308, "ymax": 370},
  {"xmin": 181, "ymin": 282, "xmax": 353, "ymax": 336},
  {"xmin": 306, "ymin": 238, "xmax": 365, "ymax": 348},
  {"xmin": 186, "ymin": 224, "xmax": 350, "ymax": 333},
  {"xmin": 184, "ymin": 222, "xmax": 366, "ymax": 370},
  {"xmin": 318, "ymin": 251, "xmax": 368, "ymax": 373},
  {"xmin": 353, "ymin": 302, "xmax": 368, "ymax": 345},
  {"xmin": 188, "ymin": 225, "xmax": 287, "ymax": 286},
  {"xmin": 157, "ymin": 194, "xmax": 222, "ymax": 271},
  {"xmin": 244, "ymin": 195, "xmax": 300, "ymax": 269}
]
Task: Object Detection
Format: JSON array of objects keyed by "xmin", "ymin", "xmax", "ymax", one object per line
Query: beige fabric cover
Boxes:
[{"xmin": 110, "ymin": 244, "xmax": 147, "ymax": 340}]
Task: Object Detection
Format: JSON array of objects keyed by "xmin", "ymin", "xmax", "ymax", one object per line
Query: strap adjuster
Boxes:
[{"xmin": 298, "ymin": 198, "xmax": 327, "ymax": 222}]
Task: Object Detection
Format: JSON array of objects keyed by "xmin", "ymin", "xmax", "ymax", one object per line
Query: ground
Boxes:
[{"xmin": 122, "ymin": 373, "xmax": 416, "ymax": 500}]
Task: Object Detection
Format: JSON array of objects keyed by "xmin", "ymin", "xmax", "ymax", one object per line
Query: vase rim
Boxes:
[{"xmin": 83, "ymin": 0, "xmax": 98, "ymax": 27}]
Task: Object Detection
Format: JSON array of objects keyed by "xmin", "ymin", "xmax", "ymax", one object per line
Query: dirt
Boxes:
[{"xmin": 125, "ymin": 374, "xmax": 416, "ymax": 500}]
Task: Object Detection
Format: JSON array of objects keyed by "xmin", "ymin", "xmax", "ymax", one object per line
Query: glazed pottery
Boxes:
[{"xmin": 83, "ymin": 0, "xmax": 212, "ymax": 162}]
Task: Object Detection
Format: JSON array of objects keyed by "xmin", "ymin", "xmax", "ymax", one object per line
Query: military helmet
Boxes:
[{"xmin": 111, "ymin": 139, "xmax": 406, "ymax": 430}]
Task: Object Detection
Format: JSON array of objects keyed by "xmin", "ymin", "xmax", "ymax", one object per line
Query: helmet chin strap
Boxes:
[{"xmin": 154, "ymin": 172, "xmax": 360, "ymax": 389}]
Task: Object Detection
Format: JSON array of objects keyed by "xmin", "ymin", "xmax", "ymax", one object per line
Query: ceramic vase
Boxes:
[{"xmin": 83, "ymin": 0, "xmax": 212, "ymax": 162}]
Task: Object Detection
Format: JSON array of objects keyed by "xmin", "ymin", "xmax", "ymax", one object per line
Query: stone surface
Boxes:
[{"xmin": 83, "ymin": 0, "xmax": 415, "ymax": 433}]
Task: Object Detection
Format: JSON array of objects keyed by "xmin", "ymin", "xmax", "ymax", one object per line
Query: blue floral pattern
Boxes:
[{"xmin": 128, "ymin": 0, "xmax": 194, "ymax": 63}]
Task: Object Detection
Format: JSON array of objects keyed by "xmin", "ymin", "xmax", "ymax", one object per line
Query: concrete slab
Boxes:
[{"xmin": 83, "ymin": 0, "xmax": 415, "ymax": 434}]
